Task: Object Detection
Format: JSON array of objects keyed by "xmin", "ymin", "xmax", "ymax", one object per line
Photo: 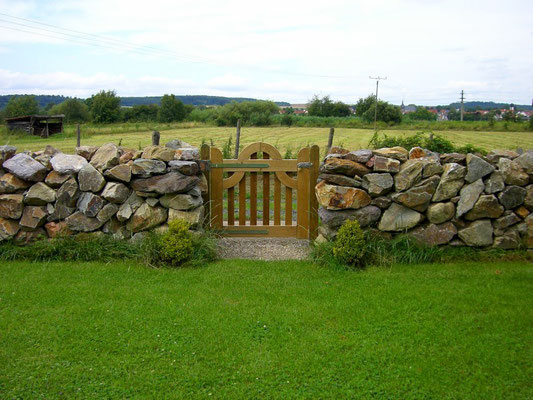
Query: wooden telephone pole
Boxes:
[
  {"xmin": 369, "ymin": 76, "xmax": 387, "ymax": 132},
  {"xmin": 460, "ymin": 90, "xmax": 465, "ymax": 121}
]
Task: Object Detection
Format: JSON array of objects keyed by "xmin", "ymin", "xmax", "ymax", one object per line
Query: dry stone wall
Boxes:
[
  {"xmin": 316, "ymin": 146, "xmax": 533, "ymax": 249},
  {"xmin": 0, "ymin": 140, "xmax": 207, "ymax": 243}
]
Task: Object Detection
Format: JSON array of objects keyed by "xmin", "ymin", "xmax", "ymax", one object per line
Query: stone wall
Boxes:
[
  {"xmin": 0, "ymin": 141, "xmax": 207, "ymax": 243},
  {"xmin": 316, "ymin": 146, "xmax": 533, "ymax": 249}
]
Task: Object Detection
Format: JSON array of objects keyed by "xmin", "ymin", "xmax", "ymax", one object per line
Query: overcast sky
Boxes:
[{"xmin": 0, "ymin": 0, "xmax": 532, "ymax": 105}]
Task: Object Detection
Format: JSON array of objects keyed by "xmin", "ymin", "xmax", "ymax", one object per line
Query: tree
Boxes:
[
  {"xmin": 123, "ymin": 104, "xmax": 159, "ymax": 122},
  {"xmin": 307, "ymin": 95, "xmax": 351, "ymax": 117},
  {"xmin": 408, "ymin": 107, "xmax": 437, "ymax": 121},
  {"xmin": 88, "ymin": 90, "xmax": 121, "ymax": 123},
  {"xmin": 158, "ymin": 94, "xmax": 186, "ymax": 122},
  {"xmin": 355, "ymin": 95, "xmax": 402, "ymax": 124},
  {"xmin": 49, "ymin": 98, "xmax": 90, "ymax": 123},
  {"xmin": 4, "ymin": 95, "xmax": 40, "ymax": 118}
]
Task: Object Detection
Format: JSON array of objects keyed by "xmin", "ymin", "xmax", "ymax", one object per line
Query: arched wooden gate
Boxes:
[{"xmin": 200, "ymin": 142, "xmax": 319, "ymax": 239}]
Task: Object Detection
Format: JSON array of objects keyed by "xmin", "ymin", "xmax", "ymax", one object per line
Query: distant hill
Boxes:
[{"xmin": 0, "ymin": 94, "xmax": 290, "ymax": 110}]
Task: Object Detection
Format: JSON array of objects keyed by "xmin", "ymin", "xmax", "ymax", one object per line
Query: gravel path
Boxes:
[{"xmin": 217, "ymin": 238, "xmax": 311, "ymax": 260}]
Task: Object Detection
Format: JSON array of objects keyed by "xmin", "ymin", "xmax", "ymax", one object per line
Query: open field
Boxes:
[
  {"xmin": 2, "ymin": 123, "xmax": 533, "ymax": 154},
  {"xmin": 1, "ymin": 259, "xmax": 532, "ymax": 398}
]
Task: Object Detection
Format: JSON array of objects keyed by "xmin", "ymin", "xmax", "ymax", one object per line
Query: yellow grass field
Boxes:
[{"xmin": 2, "ymin": 123, "xmax": 532, "ymax": 154}]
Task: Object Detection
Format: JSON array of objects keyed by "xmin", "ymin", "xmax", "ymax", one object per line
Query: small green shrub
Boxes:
[
  {"xmin": 332, "ymin": 220, "xmax": 366, "ymax": 267},
  {"xmin": 158, "ymin": 220, "xmax": 194, "ymax": 266}
]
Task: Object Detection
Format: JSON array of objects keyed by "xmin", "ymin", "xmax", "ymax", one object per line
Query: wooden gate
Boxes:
[{"xmin": 201, "ymin": 142, "xmax": 319, "ymax": 239}]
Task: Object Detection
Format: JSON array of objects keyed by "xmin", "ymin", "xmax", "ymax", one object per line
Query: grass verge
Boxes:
[{"xmin": 0, "ymin": 259, "xmax": 531, "ymax": 398}]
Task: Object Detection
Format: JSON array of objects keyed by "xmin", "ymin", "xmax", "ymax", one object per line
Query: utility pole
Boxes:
[
  {"xmin": 369, "ymin": 76, "xmax": 387, "ymax": 132},
  {"xmin": 460, "ymin": 90, "xmax": 465, "ymax": 121}
]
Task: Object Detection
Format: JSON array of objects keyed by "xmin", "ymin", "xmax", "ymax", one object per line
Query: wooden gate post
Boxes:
[
  {"xmin": 210, "ymin": 147, "xmax": 224, "ymax": 229},
  {"xmin": 296, "ymin": 147, "xmax": 310, "ymax": 239},
  {"xmin": 309, "ymin": 145, "xmax": 320, "ymax": 240},
  {"xmin": 200, "ymin": 144, "xmax": 211, "ymax": 228}
]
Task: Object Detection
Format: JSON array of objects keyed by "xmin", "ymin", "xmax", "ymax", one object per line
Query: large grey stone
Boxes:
[
  {"xmin": 56, "ymin": 178, "xmax": 80, "ymax": 208},
  {"xmin": 168, "ymin": 206, "xmax": 205, "ymax": 229},
  {"xmin": 458, "ymin": 220, "xmax": 493, "ymax": 246},
  {"xmin": 50, "ymin": 153, "xmax": 87, "ymax": 174},
  {"xmin": 126, "ymin": 203, "xmax": 168, "ymax": 232},
  {"xmin": 410, "ymin": 222, "xmax": 457, "ymax": 246},
  {"xmin": 0, "ymin": 145, "xmax": 16, "ymax": 168},
  {"xmin": 0, "ymin": 194, "xmax": 24, "ymax": 219},
  {"xmin": 456, "ymin": 179, "xmax": 484, "ymax": 218},
  {"xmin": 315, "ymin": 181, "xmax": 371, "ymax": 210},
  {"xmin": 159, "ymin": 193, "xmax": 203, "ymax": 210},
  {"xmin": 465, "ymin": 154, "xmax": 494, "ymax": 183},
  {"xmin": 493, "ymin": 212, "xmax": 521, "ymax": 230},
  {"xmin": 344, "ymin": 149, "xmax": 373, "ymax": 163},
  {"xmin": 116, "ymin": 192, "xmax": 144, "ymax": 222},
  {"xmin": 514, "ymin": 150, "xmax": 533, "ymax": 175},
  {"xmin": 78, "ymin": 163, "xmax": 106, "ymax": 192},
  {"xmin": 486, "ymin": 149, "xmax": 519, "ymax": 163},
  {"xmin": 498, "ymin": 186, "xmax": 526, "ymax": 210},
  {"xmin": 498, "ymin": 158, "xmax": 529, "ymax": 186},
  {"xmin": 373, "ymin": 147, "xmax": 408, "ymax": 162},
  {"xmin": 378, "ymin": 203, "xmax": 424, "ymax": 232},
  {"xmin": 3, "ymin": 153, "xmax": 47, "ymax": 182},
  {"xmin": 394, "ymin": 159, "xmax": 425, "ymax": 191},
  {"xmin": 142, "ymin": 145, "xmax": 176, "ymax": 162},
  {"xmin": 524, "ymin": 185, "xmax": 533, "ymax": 211},
  {"xmin": 0, "ymin": 217, "xmax": 19, "ymax": 241},
  {"xmin": 101, "ymin": 182, "xmax": 130, "ymax": 204},
  {"xmin": 362, "ymin": 173, "xmax": 393, "ymax": 197},
  {"xmin": 432, "ymin": 163, "xmax": 466, "ymax": 202},
  {"xmin": 318, "ymin": 173, "xmax": 362, "ymax": 188},
  {"xmin": 464, "ymin": 195, "xmax": 504, "ymax": 221},
  {"xmin": 427, "ymin": 202, "xmax": 455, "ymax": 224},
  {"xmin": 318, "ymin": 205, "xmax": 381, "ymax": 229},
  {"xmin": 132, "ymin": 159, "xmax": 167, "ymax": 177},
  {"xmin": 167, "ymin": 160, "xmax": 199, "ymax": 176},
  {"xmin": 20, "ymin": 206, "xmax": 48, "ymax": 230},
  {"xmin": 373, "ymin": 156, "xmax": 400, "ymax": 173},
  {"xmin": 104, "ymin": 164, "xmax": 131, "ymax": 183},
  {"xmin": 24, "ymin": 182, "xmax": 56, "ymax": 205},
  {"xmin": 0, "ymin": 173, "xmax": 31, "ymax": 194},
  {"xmin": 90, "ymin": 143, "xmax": 121, "ymax": 171},
  {"xmin": 45, "ymin": 170, "xmax": 71, "ymax": 188},
  {"xmin": 391, "ymin": 176, "xmax": 439, "ymax": 212},
  {"xmin": 320, "ymin": 158, "xmax": 370, "ymax": 177},
  {"xmin": 131, "ymin": 172, "xmax": 199, "ymax": 195},
  {"xmin": 76, "ymin": 146, "xmax": 99, "ymax": 161},
  {"xmin": 493, "ymin": 230, "xmax": 521, "ymax": 249},
  {"xmin": 65, "ymin": 211, "xmax": 105, "ymax": 232},
  {"xmin": 96, "ymin": 203, "xmax": 119, "ymax": 223},
  {"xmin": 484, "ymin": 171, "xmax": 505, "ymax": 194},
  {"xmin": 77, "ymin": 192, "xmax": 105, "ymax": 217}
]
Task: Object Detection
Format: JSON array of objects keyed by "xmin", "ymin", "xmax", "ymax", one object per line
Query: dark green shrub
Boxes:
[
  {"xmin": 333, "ymin": 220, "xmax": 366, "ymax": 267},
  {"xmin": 158, "ymin": 220, "xmax": 193, "ymax": 266}
]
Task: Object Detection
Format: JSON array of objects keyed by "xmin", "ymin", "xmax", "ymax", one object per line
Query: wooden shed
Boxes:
[{"xmin": 5, "ymin": 115, "xmax": 64, "ymax": 137}]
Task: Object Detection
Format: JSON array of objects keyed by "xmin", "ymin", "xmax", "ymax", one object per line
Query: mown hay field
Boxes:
[{"xmin": 2, "ymin": 123, "xmax": 533, "ymax": 154}]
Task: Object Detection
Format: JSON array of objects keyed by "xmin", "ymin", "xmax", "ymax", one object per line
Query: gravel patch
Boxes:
[{"xmin": 217, "ymin": 238, "xmax": 311, "ymax": 260}]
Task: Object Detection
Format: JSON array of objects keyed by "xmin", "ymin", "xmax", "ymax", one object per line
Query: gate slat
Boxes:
[
  {"xmin": 250, "ymin": 154, "xmax": 257, "ymax": 225},
  {"xmin": 239, "ymin": 174, "xmax": 246, "ymax": 225},
  {"xmin": 210, "ymin": 147, "xmax": 224, "ymax": 229},
  {"xmin": 285, "ymin": 178, "xmax": 292, "ymax": 226},
  {"xmin": 274, "ymin": 175, "xmax": 281, "ymax": 225},
  {"xmin": 262, "ymin": 153, "xmax": 270, "ymax": 226},
  {"xmin": 227, "ymin": 186, "xmax": 235, "ymax": 225}
]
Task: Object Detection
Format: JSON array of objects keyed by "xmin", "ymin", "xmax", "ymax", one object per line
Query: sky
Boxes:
[{"xmin": 0, "ymin": 0, "xmax": 532, "ymax": 106}]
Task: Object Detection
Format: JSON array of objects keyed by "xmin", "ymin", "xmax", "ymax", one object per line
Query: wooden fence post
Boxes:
[
  {"xmin": 327, "ymin": 127, "xmax": 334, "ymax": 153},
  {"xmin": 309, "ymin": 145, "xmax": 320, "ymax": 240},
  {"xmin": 76, "ymin": 124, "xmax": 81, "ymax": 147},
  {"xmin": 296, "ymin": 147, "xmax": 310, "ymax": 239},
  {"xmin": 200, "ymin": 144, "xmax": 211, "ymax": 228},
  {"xmin": 234, "ymin": 119, "xmax": 241, "ymax": 159},
  {"xmin": 152, "ymin": 131, "xmax": 160, "ymax": 146},
  {"xmin": 210, "ymin": 147, "xmax": 224, "ymax": 229}
]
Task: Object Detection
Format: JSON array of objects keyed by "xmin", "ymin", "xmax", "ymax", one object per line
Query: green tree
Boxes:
[
  {"xmin": 123, "ymin": 104, "xmax": 159, "ymax": 122},
  {"xmin": 88, "ymin": 90, "xmax": 121, "ymax": 123},
  {"xmin": 158, "ymin": 94, "xmax": 186, "ymax": 123},
  {"xmin": 4, "ymin": 95, "xmax": 40, "ymax": 118},
  {"xmin": 307, "ymin": 95, "xmax": 351, "ymax": 117},
  {"xmin": 355, "ymin": 95, "xmax": 402, "ymax": 124},
  {"xmin": 408, "ymin": 107, "xmax": 437, "ymax": 121},
  {"xmin": 49, "ymin": 98, "xmax": 90, "ymax": 123}
]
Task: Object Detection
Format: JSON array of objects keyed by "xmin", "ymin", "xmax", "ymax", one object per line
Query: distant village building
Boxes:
[
  {"xmin": 5, "ymin": 115, "xmax": 64, "ymax": 137},
  {"xmin": 279, "ymin": 104, "xmax": 308, "ymax": 115},
  {"xmin": 400, "ymin": 101, "xmax": 416, "ymax": 114}
]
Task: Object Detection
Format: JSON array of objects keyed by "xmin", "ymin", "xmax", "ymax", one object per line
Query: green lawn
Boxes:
[
  {"xmin": 2, "ymin": 123, "xmax": 533, "ymax": 154},
  {"xmin": 1, "ymin": 260, "xmax": 532, "ymax": 398}
]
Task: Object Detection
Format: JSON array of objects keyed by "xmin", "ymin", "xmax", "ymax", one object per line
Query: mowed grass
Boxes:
[
  {"xmin": 2, "ymin": 123, "xmax": 533, "ymax": 154},
  {"xmin": 1, "ymin": 260, "xmax": 532, "ymax": 398}
]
